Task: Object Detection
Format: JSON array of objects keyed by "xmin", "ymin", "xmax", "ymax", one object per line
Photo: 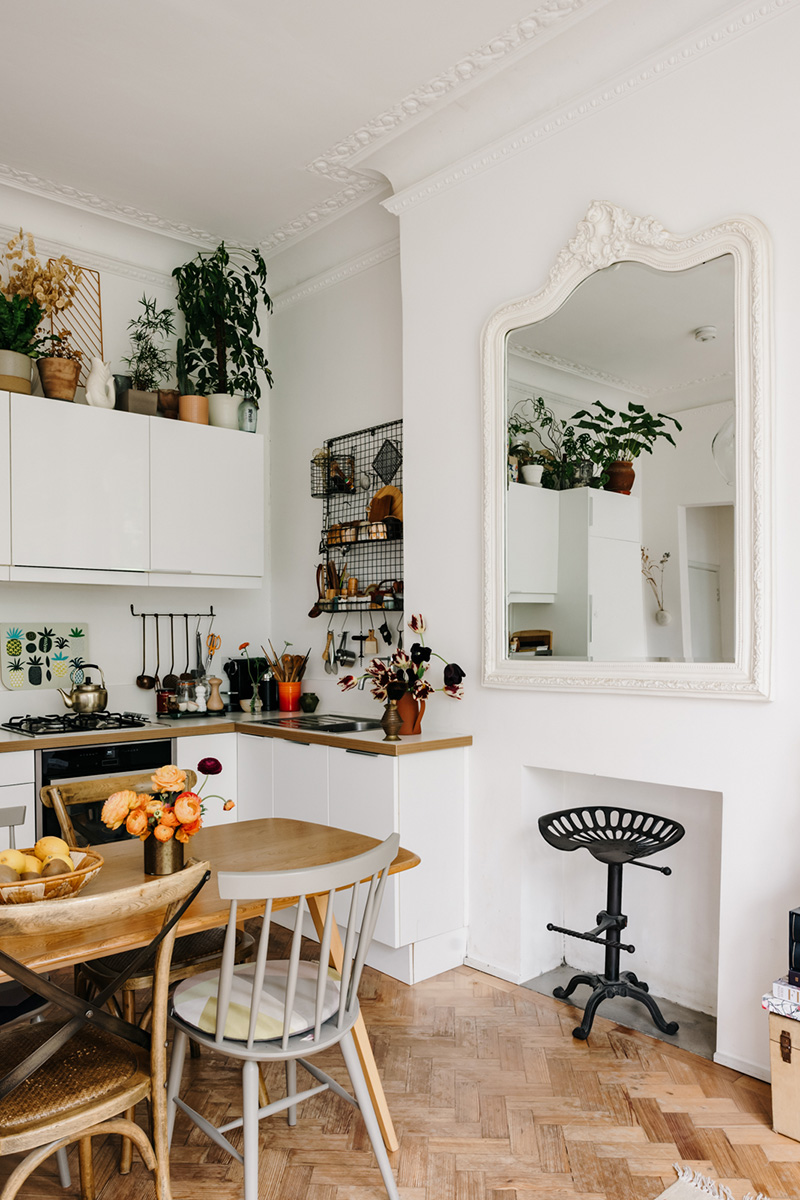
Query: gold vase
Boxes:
[
  {"xmin": 381, "ymin": 698, "xmax": 402, "ymax": 741},
  {"xmin": 144, "ymin": 834, "xmax": 184, "ymax": 875}
]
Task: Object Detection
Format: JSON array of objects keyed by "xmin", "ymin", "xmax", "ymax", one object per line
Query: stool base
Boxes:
[{"xmin": 554, "ymin": 970, "xmax": 679, "ymax": 1041}]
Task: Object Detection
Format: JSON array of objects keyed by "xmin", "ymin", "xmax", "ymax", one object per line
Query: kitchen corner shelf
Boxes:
[{"xmin": 316, "ymin": 420, "xmax": 403, "ymax": 595}]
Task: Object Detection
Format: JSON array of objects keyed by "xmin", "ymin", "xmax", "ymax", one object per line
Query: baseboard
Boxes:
[
  {"xmin": 713, "ymin": 1051, "xmax": 770, "ymax": 1082},
  {"xmin": 463, "ymin": 956, "xmax": 522, "ymax": 985}
]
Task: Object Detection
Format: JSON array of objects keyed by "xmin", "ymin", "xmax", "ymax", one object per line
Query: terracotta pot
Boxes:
[
  {"xmin": 604, "ymin": 460, "xmax": 635, "ymax": 494},
  {"xmin": 0, "ymin": 350, "xmax": 33, "ymax": 395},
  {"xmin": 144, "ymin": 834, "xmax": 184, "ymax": 875},
  {"xmin": 37, "ymin": 357, "xmax": 81, "ymax": 402},
  {"xmin": 158, "ymin": 388, "xmax": 180, "ymax": 419},
  {"xmin": 178, "ymin": 394, "xmax": 209, "ymax": 424},
  {"xmin": 396, "ymin": 691, "xmax": 425, "ymax": 736}
]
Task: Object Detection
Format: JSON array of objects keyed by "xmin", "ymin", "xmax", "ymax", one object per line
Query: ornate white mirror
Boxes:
[{"xmin": 482, "ymin": 201, "xmax": 771, "ymax": 697}]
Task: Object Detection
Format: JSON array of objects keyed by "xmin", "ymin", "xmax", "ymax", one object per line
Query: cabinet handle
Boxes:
[
  {"xmin": 345, "ymin": 749, "xmax": 379, "ymax": 758},
  {"xmin": 284, "ymin": 739, "xmax": 310, "ymax": 747}
]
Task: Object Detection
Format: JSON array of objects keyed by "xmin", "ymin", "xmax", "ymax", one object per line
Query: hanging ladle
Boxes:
[
  {"xmin": 162, "ymin": 614, "xmax": 179, "ymax": 691},
  {"xmin": 153, "ymin": 614, "xmax": 161, "ymax": 689},
  {"xmin": 179, "ymin": 614, "xmax": 193, "ymax": 682},
  {"xmin": 136, "ymin": 614, "xmax": 156, "ymax": 689}
]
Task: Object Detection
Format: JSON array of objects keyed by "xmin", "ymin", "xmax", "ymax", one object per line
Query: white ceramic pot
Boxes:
[
  {"xmin": 0, "ymin": 350, "xmax": 33, "ymax": 395},
  {"xmin": 655, "ymin": 609, "xmax": 672, "ymax": 625},
  {"xmin": 208, "ymin": 393, "xmax": 243, "ymax": 429},
  {"xmin": 521, "ymin": 463, "xmax": 544, "ymax": 486}
]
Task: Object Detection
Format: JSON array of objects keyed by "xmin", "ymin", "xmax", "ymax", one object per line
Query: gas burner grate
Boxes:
[{"xmin": 1, "ymin": 712, "xmax": 151, "ymax": 738}]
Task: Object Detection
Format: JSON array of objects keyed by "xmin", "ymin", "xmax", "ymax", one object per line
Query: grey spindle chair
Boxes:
[{"xmin": 167, "ymin": 832, "xmax": 401, "ymax": 1200}]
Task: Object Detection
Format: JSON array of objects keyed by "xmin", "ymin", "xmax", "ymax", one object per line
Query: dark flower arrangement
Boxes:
[{"xmin": 338, "ymin": 614, "xmax": 465, "ymax": 701}]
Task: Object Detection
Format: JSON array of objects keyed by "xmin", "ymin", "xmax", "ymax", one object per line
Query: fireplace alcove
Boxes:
[{"xmin": 522, "ymin": 767, "xmax": 723, "ymax": 1055}]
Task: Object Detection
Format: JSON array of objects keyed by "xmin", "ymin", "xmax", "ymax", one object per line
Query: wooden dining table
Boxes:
[{"xmin": 0, "ymin": 817, "xmax": 420, "ymax": 1154}]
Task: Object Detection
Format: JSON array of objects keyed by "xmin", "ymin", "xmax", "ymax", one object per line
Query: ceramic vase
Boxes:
[
  {"xmin": 144, "ymin": 834, "xmax": 184, "ymax": 876},
  {"xmin": 37, "ymin": 357, "xmax": 80, "ymax": 402},
  {"xmin": 381, "ymin": 698, "xmax": 402, "ymax": 741},
  {"xmin": 604, "ymin": 461, "xmax": 635, "ymax": 494},
  {"xmin": 396, "ymin": 691, "xmax": 425, "ymax": 735},
  {"xmin": 0, "ymin": 350, "xmax": 33, "ymax": 395},
  {"xmin": 208, "ymin": 393, "xmax": 242, "ymax": 429}
]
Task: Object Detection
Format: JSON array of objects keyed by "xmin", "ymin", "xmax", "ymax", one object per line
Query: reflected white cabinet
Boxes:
[
  {"xmin": 0, "ymin": 393, "xmax": 10, "ymax": 569},
  {"xmin": 150, "ymin": 420, "xmax": 263, "ymax": 579},
  {"xmin": 506, "ymin": 483, "xmax": 558, "ymax": 600},
  {"xmin": 10, "ymin": 395, "xmax": 149, "ymax": 571}
]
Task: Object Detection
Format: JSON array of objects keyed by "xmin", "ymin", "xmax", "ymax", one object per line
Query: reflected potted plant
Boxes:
[
  {"xmin": 508, "ymin": 397, "xmax": 597, "ymax": 490},
  {"xmin": 573, "ymin": 400, "xmax": 682, "ymax": 494},
  {"xmin": 120, "ymin": 294, "xmax": 176, "ymax": 415},
  {"xmin": 0, "ymin": 229, "xmax": 81, "ymax": 395},
  {"xmin": 173, "ymin": 242, "xmax": 273, "ymax": 430}
]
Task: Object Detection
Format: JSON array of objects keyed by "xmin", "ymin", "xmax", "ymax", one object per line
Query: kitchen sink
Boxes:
[{"xmin": 255, "ymin": 714, "xmax": 383, "ymax": 733}]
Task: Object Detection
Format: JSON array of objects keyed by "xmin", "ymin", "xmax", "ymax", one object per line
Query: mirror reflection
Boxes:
[{"xmin": 505, "ymin": 256, "xmax": 735, "ymax": 664}]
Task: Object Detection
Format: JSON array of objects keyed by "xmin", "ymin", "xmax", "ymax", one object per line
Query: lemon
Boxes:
[
  {"xmin": 21, "ymin": 854, "xmax": 42, "ymax": 875},
  {"xmin": 34, "ymin": 836, "xmax": 71, "ymax": 863},
  {"xmin": 0, "ymin": 848, "xmax": 25, "ymax": 873}
]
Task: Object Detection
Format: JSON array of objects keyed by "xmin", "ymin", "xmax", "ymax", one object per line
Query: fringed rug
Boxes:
[{"xmin": 657, "ymin": 1166, "xmax": 772, "ymax": 1200}]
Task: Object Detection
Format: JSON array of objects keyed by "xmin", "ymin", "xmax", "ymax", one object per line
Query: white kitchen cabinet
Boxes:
[
  {"xmin": 150, "ymin": 420, "xmax": 264, "ymax": 579},
  {"xmin": 0, "ymin": 750, "xmax": 36, "ymax": 851},
  {"xmin": 235, "ymin": 735, "xmax": 274, "ymax": 822},
  {"xmin": 272, "ymin": 739, "xmax": 328, "ymax": 825},
  {"xmin": 0, "ymin": 393, "xmax": 10, "ymax": 570},
  {"xmin": 175, "ymin": 732, "xmax": 238, "ymax": 828},
  {"xmin": 10, "ymin": 395, "xmax": 150, "ymax": 572},
  {"xmin": 506, "ymin": 482, "xmax": 559, "ymax": 600}
]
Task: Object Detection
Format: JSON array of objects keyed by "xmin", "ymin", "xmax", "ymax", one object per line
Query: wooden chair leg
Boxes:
[
  {"xmin": 119, "ymin": 991, "xmax": 136, "ymax": 1174},
  {"xmin": 78, "ymin": 1137, "xmax": 95, "ymax": 1200},
  {"xmin": 258, "ymin": 1066, "xmax": 270, "ymax": 1109}
]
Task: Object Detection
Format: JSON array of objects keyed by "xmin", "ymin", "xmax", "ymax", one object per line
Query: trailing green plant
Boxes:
[
  {"xmin": 122, "ymin": 294, "xmax": 176, "ymax": 391},
  {"xmin": 508, "ymin": 396, "xmax": 598, "ymax": 489},
  {"xmin": 572, "ymin": 400, "xmax": 682, "ymax": 465},
  {"xmin": 172, "ymin": 242, "xmax": 273, "ymax": 402}
]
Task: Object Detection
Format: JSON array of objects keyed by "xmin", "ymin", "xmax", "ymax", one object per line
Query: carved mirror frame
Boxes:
[{"xmin": 482, "ymin": 201, "xmax": 772, "ymax": 698}]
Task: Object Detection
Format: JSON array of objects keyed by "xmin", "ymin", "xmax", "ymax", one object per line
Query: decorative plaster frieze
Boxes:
[
  {"xmin": 507, "ymin": 341, "xmax": 734, "ymax": 400},
  {"xmin": 261, "ymin": 176, "xmax": 384, "ymax": 254},
  {"xmin": 307, "ymin": 0, "xmax": 599, "ymax": 178},
  {"xmin": 0, "ymin": 222, "xmax": 175, "ymax": 288},
  {"xmin": 0, "ymin": 162, "xmax": 218, "ymax": 248},
  {"xmin": 384, "ymin": 0, "xmax": 800, "ymax": 216},
  {"xmin": 273, "ymin": 240, "xmax": 400, "ymax": 312}
]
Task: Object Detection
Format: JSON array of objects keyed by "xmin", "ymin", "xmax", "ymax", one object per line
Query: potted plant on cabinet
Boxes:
[
  {"xmin": 119, "ymin": 294, "xmax": 176, "ymax": 415},
  {"xmin": 0, "ymin": 229, "xmax": 81, "ymax": 395},
  {"xmin": 508, "ymin": 397, "xmax": 597, "ymax": 490},
  {"xmin": 572, "ymin": 400, "xmax": 683, "ymax": 494},
  {"xmin": 174, "ymin": 337, "xmax": 207, "ymax": 423},
  {"xmin": 172, "ymin": 242, "xmax": 272, "ymax": 431},
  {"xmin": 36, "ymin": 331, "xmax": 83, "ymax": 402}
]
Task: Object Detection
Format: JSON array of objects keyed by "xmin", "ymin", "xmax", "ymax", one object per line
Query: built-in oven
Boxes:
[{"xmin": 36, "ymin": 739, "xmax": 176, "ymax": 845}]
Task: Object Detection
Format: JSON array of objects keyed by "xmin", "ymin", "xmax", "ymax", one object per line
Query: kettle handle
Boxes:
[{"xmin": 76, "ymin": 663, "xmax": 106, "ymax": 687}]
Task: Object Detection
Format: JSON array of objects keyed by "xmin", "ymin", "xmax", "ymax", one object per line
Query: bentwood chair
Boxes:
[
  {"xmin": 0, "ymin": 858, "xmax": 210, "ymax": 1200},
  {"xmin": 41, "ymin": 771, "xmax": 254, "ymax": 1174},
  {"xmin": 167, "ymin": 833, "xmax": 401, "ymax": 1200}
]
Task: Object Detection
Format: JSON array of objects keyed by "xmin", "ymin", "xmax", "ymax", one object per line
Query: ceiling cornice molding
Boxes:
[
  {"xmin": 0, "ymin": 221, "xmax": 175, "ymax": 288},
  {"xmin": 508, "ymin": 343, "xmax": 734, "ymax": 400},
  {"xmin": 272, "ymin": 239, "xmax": 400, "ymax": 312},
  {"xmin": 261, "ymin": 176, "xmax": 384, "ymax": 255},
  {"xmin": 0, "ymin": 161, "xmax": 219, "ymax": 249},
  {"xmin": 383, "ymin": 0, "xmax": 800, "ymax": 217},
  {"xmin": 306, "ymin": 0, "xmax": 601, "ymax": 181}
]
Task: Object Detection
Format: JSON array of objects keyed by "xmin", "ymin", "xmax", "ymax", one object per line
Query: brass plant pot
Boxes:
[
  {"xmin": 143, "ymin": 834, "xmax": 185, "ymax": 876},
  {"xmin": 37, "ymin": 357, "xmax": 81, "ymax": 402}
]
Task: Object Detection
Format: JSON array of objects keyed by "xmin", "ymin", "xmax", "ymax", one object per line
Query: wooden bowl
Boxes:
[{"xmin": 0, "ymin": 847, "xmax": 104, "ymax": 905}]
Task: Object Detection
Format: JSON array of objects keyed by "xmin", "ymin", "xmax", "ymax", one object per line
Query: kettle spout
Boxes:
[{"xmin": 56, "ymin": 688, "xmax": 74, "ymax": 708}]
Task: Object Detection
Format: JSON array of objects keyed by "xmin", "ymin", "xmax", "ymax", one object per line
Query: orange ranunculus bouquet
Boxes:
[{"xmin": 101, "ymin": 758, "xmax": 234, "ymax": 845}]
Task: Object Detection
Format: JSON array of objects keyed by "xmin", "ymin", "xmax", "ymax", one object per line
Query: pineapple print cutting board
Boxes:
[{"xmin": 2, "ymin": 624, "xmax": 91, "ymax": 691}]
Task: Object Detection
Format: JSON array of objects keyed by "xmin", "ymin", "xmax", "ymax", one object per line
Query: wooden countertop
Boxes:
[{"xmin": 0, "ymin": 711, "xmax": 472, "ymax": 756}]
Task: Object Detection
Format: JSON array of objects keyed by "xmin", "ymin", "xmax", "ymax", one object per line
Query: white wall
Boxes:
[
  {"xmin": 388, "ymin": 8, "xmax": 800, "ymax": 1078},
  {"xmin": 0, "ymin": 188, "xmax": 272, "ymax": 720}
]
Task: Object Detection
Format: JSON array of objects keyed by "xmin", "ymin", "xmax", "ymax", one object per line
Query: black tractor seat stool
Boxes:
[{"xmin": 538, "ymin": 805, "xmax": 685, "ymax": 1041}]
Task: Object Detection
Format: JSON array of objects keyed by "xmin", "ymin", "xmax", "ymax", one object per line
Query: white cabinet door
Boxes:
[
  {"xmin": 175, "ymin": 732, "xmax": 238, "ymax": 828},
  {"xmin": 150, "ymin": 421, "xmax": 264, "ymax": 577},
  {"xmin": 329, "ymin": 747, "xmax": 399, "ymax": 946},
  {"xmin": 506, "ymin": 483, "xmax": 559, "ymax": 597},
  {"xmin": 0, "ymin": 393, "xmax": 10, "ymax": 566},
  {"xmin": 588, "ymin": 537, "xmax": 647, "ymax": 660},
  {"xmin": 10, "ymin": 396, "xmax": 150, "ymax": 570},
  {"xmin": 236, "ymin": 736, "xmax": 274, "ymax": 822},
  {"xmin": 272, "ymin": 740, "xmax": 328, "ymax": 824}
]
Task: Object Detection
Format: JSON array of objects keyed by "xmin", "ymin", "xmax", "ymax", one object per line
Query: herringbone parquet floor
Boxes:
[{"xmin": 3, "ymin": 959, "xmax": 798, "ymax": 1200}]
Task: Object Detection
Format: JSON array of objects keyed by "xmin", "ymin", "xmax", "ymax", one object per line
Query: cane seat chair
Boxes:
[
  {"xmin": 167, "ymin": 833, "xmax": 401, "ymax": 1200},
  {"xmin": 41, "ymin": 771, "xmax": 254, "ymax": 1173},
  {"xmin": 0, "ymin": 858, "xmax": 210, "ymax": 1200},
  {"xmin": 539, "ymin": 805, "xmax": 685, "ymax": 1041}
]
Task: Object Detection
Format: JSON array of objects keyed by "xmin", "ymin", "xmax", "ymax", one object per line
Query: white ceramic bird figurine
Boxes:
[{"xmin": 85, "ymin": 357, "xmax": 115, "ymax": 408}]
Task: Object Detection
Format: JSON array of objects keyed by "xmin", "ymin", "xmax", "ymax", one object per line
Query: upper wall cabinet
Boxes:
[
  {"xmin": 11, "ymin": 395, "xmax": 150, "ymax": 571},
  {"xmin": 149, "ymin": 420, "xmax": 263, "ymax": 581}
]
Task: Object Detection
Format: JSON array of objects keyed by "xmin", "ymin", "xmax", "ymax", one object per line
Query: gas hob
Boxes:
[{"xmin": 0, "ymin": 712, "xmax": 152, "ymax": 738}]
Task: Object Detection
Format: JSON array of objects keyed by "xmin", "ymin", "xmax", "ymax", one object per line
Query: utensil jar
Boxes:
[{"xmin": 277, "ymin": 681, "xmax": 301, "ymax": 712}]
